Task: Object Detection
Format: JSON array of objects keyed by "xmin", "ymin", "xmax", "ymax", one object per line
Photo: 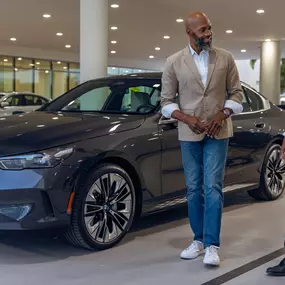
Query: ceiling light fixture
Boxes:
[
  {"xmin": 63, "ymin": 67, "xmax": 67, "ymax": 70},
  {"xmin": 265, "ymin": 39, "xmax": 271, "ymax": 42},
  {"xmin": 176, "ymin": 19, "xmax": 184, "ymax": 23},
  {"xmin": 18, "ymin": 58, "xmax": 22, "ymax": 61},
  {"xmin": 256, "ymin": 9, "xmax": 265, "ymax": 14},
  {"xmin": 111, "ymin": 26, "xmax": 118, "ymax": 30},
  {"xmin": 45, "ymin": 70, "xmax": 49, "ymax": 74},
  {"xmin": 57, "ymin": 61, "xmax": 61, "ymax": 64},
  {"xmin": 56, "ymin": 33, "xmax": 63, "ymax": 36},
  {"xmin": 111, "ymin": 41, "xmax": 117, "ymax": 44},
  {"xmin": 241, "ymin": 49, "xmax": 246, "ymax": 52},
  {"xmin": 10, "ymin": 38, "xmax": 17, "ymax": 41},
  {"xmin": 65, "ymin": 45, "xmax": 71, "ymax": 48},
  {"xmin": 111, "ymin": 50, "xmax": 116, "ymax": 54},
  {"xmin": 3, "ymin": 59, "xmax": 8, "ymax": 62},
  {"xmin": 36, "ymin": 62, "xmax": 40, "ymax": 65},
  {"xmin": 164, "ymin": 36, "xmax": 170, "ymax": 39},
  {"xmin": 149, "ymin": 55, "xmax": 154, "ymax": 59},
  {"xmin": 226, "ymin": 30, "xmax": 233, "ymax": 34},
  {"xmin": 111, "ymin": 4, "xmax": 119, "ymax": 8},
  {"xmin": 155, "ymin": 47, "xmax": 161, "ymax": 51},
  {"xmin": 43, "ymin": 14, "xmax": 51, "ymax": 18}
]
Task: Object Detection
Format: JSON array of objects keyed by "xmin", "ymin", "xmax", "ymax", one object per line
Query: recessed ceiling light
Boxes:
[
  {"xmin": 10, "ymin": 38, "xmax": 17, "ymax": 41},
  {"xmin": 65, "ymin": 45, "xmax": 71, "ymax": 48},
  {"xmin": 45, "ymin": 70, "xmax": 49, "ymax": 74},
  {"xmin": 3, "ymin": 59, "xmax": 8, "ymax": 62},
  {"xmin": 111, "ymin": 50, "xmax": 116, "ymax": 54},
  {"xmin": 265, "ymin": 39, "xmax": 271, "ymax": 42},
  {"xmin": 36, "ymin": 62, "xmax": 40, "ymax": 65},
  {"xmin": 111, "ymin": 26, "xmax": 118, "ymax": 30},
  {"xmin": 111, "ymin": 4, "xmax": 119, "ymax": 8},
  {"xmin": 18, "ymin": 58, "xmax": 22, "ymax": 61},
  {"xmin": 14, "ymin": 68, "xmax": 18, "ymax": 71},
  {"xmin": 241, "ymin": 49, "xmax": 246, "ymax": 52},
  {"xmin": 57, "ymin": 61, "xmax": 61, "ymax": 64},
  {"xmin": 176, "ymin": 19, "xmax": 184, "ymax": 23},
  {"xmin": 155, "ymin": 47, "xmax": 161, "ymax": 51},
  {"xmin": 164, "ymin": 36, "xmax": 170, "ymax": 39},
  {"xmin": 256, "ymin": 9, "xmax": 265, "ymax": 14},
  {"xmin": 226, "ymin": 30, "xmax": 233, "ymax": 34},
  {"xmin": 30, "ymin": 64, "xmax": 34, "ymax": 66},
  {"xmin": 63, "ymin": 67, "xmax": 67, "ymax": 70},
  {"xmin": 149, "ymin": 55, "xmax": 154, "ymax": 59},
  {"xmin": 43, "ymin": 14, "xmax": 51, "ymax": 18},
  {"xmin": 56, "ymin": 33, "xmax": 63, "ymax": 36},
  {"xmin": 111, "ymin": 41, "xmax": 117, "ymax": 44}
]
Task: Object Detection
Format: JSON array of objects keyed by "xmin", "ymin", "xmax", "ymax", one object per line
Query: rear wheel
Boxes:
[
  {"xmin": 248, "ymin": 144, "xmax": 285, "ymax": 201},
  {"xmin": 65, "ymin": 163, "xmax": 136, "ymax": 250}
]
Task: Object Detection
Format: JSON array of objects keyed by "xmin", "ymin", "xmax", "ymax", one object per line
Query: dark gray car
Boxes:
[{"xmin": 0, "ymin": 73, "xmax": 284, "ymax": 250}]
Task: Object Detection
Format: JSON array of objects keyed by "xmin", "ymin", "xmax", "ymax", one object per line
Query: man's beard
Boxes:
[{"xmin": 194, "ymin": 35, "xmax": 212, "ymax": 51}]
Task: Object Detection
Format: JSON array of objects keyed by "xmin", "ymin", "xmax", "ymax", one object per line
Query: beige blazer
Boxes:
[{"xmin": 160, "ymin": 46, "xmax": 243, "ymax": 141}]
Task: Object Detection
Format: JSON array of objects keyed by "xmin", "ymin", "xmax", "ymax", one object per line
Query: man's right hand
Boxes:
[{"xmin": 171, "ymin": 110, "xmax": 206, "ymax": 134}]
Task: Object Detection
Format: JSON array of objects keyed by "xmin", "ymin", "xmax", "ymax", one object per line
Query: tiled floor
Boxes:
[{"xmin": 0, "ymin": 192, "xmax": 285, "ymax": 285}]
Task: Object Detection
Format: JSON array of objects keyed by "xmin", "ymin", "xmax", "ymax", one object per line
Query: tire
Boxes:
[
  {"xmin": 65, "ymin": 163, "xmax": 136, "ymax": 250},
  {"xmin": 248, "ymin": 144, "xmax": 285, "ymax": 201}
]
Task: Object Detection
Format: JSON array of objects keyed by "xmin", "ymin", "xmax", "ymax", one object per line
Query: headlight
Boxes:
[{"xmin": 0, "ymin": 147, "xmax": 73, "ymax": 170}]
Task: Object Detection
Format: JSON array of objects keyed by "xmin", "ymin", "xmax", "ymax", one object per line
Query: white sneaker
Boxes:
[
  {"xmin": 180, "ymin": 241, "xmax": 204, "ymax": 259},
  {"xmin": 203, "ymin": 246, "xmax": 220, "ymax": 266}
]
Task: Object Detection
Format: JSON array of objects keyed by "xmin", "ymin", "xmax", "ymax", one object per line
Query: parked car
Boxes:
[
  {"xmin": 0, "ymin": 73, "xmax": 284, "ymax": 250},
  {"xmin": 0, "ymin": 92, "xmax": 50, "ymax": 116}
]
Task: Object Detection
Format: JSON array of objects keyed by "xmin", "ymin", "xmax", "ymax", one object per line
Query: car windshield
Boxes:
[{"xmin": 42, "ymin": 77, "xmax": 161, "ymax": 114}]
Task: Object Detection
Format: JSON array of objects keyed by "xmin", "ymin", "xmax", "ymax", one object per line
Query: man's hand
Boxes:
[
  {"xmin": 184, "ymin": 115, "xmax": 207, "ymax": 134},
  {"xmin": 281, "ymin": 137, "xmax": 285, "ymax": 160},
  {"xmin": 204, "ymin": 110, "xmax": 227, "ymax": 137}
]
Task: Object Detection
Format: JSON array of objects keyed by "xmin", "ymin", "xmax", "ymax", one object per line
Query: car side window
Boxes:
[
  {"xmin": 241, "ymin": 88, "xmax": 251, "ymax": 113},
  {"xmin": 5, "ymin": 95, "xmax": 22, "ymax": 106},
  {"xmin": 243, "ymin": 87, "xmax": 264, "ymax": 111}
]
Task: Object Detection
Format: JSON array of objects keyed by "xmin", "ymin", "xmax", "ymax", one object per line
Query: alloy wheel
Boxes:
[
  {"xmin": 83, "ymin": 173, "xmax": 132, "ymax": 244},
  {"xmin": 265, "ymin": 148, "xmax": 285, "ymax": 196}
]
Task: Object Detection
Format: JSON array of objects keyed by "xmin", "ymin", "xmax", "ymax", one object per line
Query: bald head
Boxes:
[{"xmin": 184, "ymin": 12, "xmax": 213, "ymax": 52}]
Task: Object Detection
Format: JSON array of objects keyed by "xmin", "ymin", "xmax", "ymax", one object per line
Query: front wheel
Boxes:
[
  {"xmin": 65, "ymin": 163, "xmax": 136, "ymax": 250},
  {"xmin": 248, "ymin": 144, "xmax": 285, "ymax": 201}
]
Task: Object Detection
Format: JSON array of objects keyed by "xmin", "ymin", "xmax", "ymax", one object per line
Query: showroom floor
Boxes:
[{"xmin": 0, "ymin": 191, "xmax": 285, "ymax": 285}]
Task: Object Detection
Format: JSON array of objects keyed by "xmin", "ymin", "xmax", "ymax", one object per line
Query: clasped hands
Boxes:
[{"xmin": 183, "ymin": 111, "xmax": 226, "ymax": 137}]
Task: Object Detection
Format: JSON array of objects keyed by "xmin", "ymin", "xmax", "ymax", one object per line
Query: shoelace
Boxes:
[{"xmin": 207, "ymin": 245, "xmax": 218, "ymax": 255}]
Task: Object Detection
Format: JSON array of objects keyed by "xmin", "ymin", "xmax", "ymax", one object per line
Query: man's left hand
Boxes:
[{"xmin": 204, "ymin": 110, "xmax": 229, "ymax": 137}]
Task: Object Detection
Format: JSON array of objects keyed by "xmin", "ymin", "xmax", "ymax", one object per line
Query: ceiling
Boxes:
[{"xmin": 0, "ymin": 0, "xmax": 285, "ymax": 69}]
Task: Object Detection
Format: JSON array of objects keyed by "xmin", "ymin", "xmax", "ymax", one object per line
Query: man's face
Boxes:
[{"xmin": 189, "ymin": 19, "xmax": 213, "ymax": 50}]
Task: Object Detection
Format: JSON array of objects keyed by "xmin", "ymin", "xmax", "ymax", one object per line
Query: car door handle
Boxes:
[{"xmin": 255, "ymin": 122, "xmax": 265, "ymax": 129}]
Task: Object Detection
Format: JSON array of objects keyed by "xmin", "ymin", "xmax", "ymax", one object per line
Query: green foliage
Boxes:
[{"xmin": 250, "ymin": 59, "xmax": 257, "ymax": 70}]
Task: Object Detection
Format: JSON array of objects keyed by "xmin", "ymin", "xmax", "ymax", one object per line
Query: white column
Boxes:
[
  {"xmin": 260, "ymin": 41, "xmax": 281, "ymax": 104},
  {"xmin": 80, "ymin": 0, "xmax": 108, "ymax": 83}
]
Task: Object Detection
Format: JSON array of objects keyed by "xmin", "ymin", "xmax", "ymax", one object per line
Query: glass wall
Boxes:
[{"xmin": 0, "ymin": 55, "xmax": 154, "ymax": 99}]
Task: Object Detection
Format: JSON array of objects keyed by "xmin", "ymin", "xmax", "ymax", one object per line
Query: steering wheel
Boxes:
[{"xmin": 136, "ymin": 104, "xmax": 155, "ymax": 113}]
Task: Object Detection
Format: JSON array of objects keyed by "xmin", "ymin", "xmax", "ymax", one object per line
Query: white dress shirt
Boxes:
[{"xmin": 161, "ymin": 44, "xmax": 243, "ymax": 118}]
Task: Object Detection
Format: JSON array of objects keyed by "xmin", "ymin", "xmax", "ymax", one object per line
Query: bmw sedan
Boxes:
[{"xmin": 0, "ymin": 72, "xmax": 284, "ymax": 250}]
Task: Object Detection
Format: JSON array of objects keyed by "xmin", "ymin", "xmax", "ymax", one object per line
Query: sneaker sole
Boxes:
[{"xmin": 180, "ymin": 251, "xmax": 204, "ymax": 260}]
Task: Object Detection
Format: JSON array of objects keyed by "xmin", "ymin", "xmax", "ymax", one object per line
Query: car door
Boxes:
[{"xmin": 224, "ymin": 85, "xmax": 271, "ymax": 188}]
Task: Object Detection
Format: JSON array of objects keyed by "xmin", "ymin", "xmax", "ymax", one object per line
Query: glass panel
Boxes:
[
  {"xmin": 69, "ymin": 73, "xmax": 80, "ymax": 90},
  {"xmin": 241, "ymin": 87, "xmax": 251, "ymax": 113},
  {"xmin": 52, "ymin": 71, "xmax": 68, "ymax": 98},
  {"xmin": 108, "ymin": 67, "xmax": 119, "ymax": 75},
  {"xmin": 52, "ymin": 61, "xmax": 68, "ymax": 71},
  {"xmin": 70, "ymin": 63, "xmax": 80, "ymax": 73},
  {"xmin": 16, "ymin": 58, "xmax": 33, "ymax": 69},
  {"xmin": 35, "ymin": 60, "xmax": 50, "ymax": 70},
  {"xmin": 23, "ymin": 94, "xmax": 47, "ymax": 106},
  {"xmin": 0, "ymin": 68, "xmax": 13, "ymax": 92},
  {"xmin": 15, "ymin": 69, "xmax": 33, "ymax": 92},
  {"xmin": 35, "ymin": 70, "xmax": 51, "ymax": 98},
  {"xmin": 244, "ymin": 88, "xmax": 264, "ymax": 111},
  {"xmin": 0, "ymin": 56, "xmax": 13, "ymax": 67}
]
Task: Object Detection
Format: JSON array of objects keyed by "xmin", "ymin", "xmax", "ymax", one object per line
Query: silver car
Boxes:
[{"xmin": 0, "ymin": 92, "xmax": 50, "ymax": 116}]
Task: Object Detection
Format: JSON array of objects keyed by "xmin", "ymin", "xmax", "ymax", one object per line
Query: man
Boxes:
[
  {"xmin": 266, "ymin": 138, "xmax": 285, "ymax": 276},
  {"xmin": 160, "ymin": 12, "xmax": 243, "ymax": 266}
]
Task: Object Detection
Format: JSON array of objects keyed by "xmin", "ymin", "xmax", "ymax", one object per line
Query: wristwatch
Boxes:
[{"xmin": 222, "ymin": 108, "xmax": 232, "ymax": 118}]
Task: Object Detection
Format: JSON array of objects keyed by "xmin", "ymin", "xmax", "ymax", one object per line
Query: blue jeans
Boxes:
[{"xmin": 180, "ymin": 137, "xmax": 229, "ymax": 248}]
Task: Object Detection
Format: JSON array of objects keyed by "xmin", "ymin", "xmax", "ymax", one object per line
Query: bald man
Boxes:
[{"xmin": 160, "ymin": 12, "xmax": 243, "ymax": 266}]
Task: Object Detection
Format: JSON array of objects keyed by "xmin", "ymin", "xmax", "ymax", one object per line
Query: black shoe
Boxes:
[{"xmin": 267, "ymin": 258, "xmax": 285, "ymax": 276}]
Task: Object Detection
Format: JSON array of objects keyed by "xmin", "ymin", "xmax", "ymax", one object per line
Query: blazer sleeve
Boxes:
[
  {"xmin": 160, "ymin": 58, "xmax": 180, "ymax": 118},
  {"xmin": 224, "ymin": 53, "xmax": 244, "ymax": 114}
]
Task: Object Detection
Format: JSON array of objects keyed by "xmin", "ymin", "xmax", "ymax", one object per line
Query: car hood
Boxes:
[{"xmin": 0, "ymin": 111, "xmax": 145, "ymax": 156}]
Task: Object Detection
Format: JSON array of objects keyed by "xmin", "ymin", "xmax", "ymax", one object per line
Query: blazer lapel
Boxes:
[
  {"xmin": 183, "ymin": 48, "xmax": 204, "ymax": 88},
  {"xmin": 205, "ymin": 48, "xmax": 217, "ymax": 91}
]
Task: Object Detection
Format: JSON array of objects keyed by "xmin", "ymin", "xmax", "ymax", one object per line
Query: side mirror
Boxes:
[
  {"xmin": 158, "ymin": 116, "xmax": 178, "ymax": 125},
  {"xmin": 1, "ymin": 102, "xmax": 9, "ymax": 108}
]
